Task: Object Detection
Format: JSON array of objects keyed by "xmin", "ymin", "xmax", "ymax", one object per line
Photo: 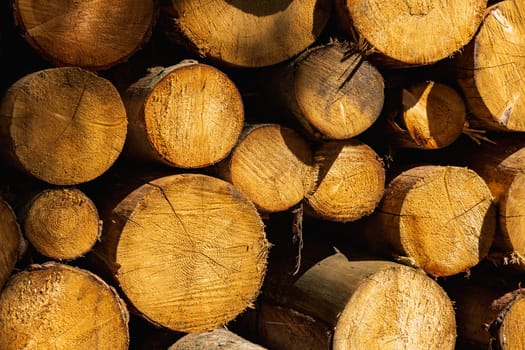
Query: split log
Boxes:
[
  {"xmin": 335, "ymin": 0, "xmax": 487, "ymax": 67},
  {"xmin": 260, "ymin": 253, "xmax": 456, "ymax": 349},
  {"xmin": 12, "ymin": 0, "xmax": 156, "ymax": 70},
  {"xmin": 92, "ymin": 173, "xmax": 269, "ymax": 333},
  {"xmin": 384, "ymin": 81, "xmax": 466, "ymax": 149},
  {"xmin": 123, "ymin": 61, "xmax": 244, "ymax": 168},
  {"xmin": 22, "ymin": 187, "xmax": 100, "ymax": 261},
  {"xmin": 0, "ymin": 197, "xmax": 25, "ymax": 289},
  {"xmin": 363, "ymin": 165, "xmax": 496, "ymax": 277},
  {"xmin": 305, "ymin": 139, "xmax": 385, "ymax": 222},
  {"xmin": 457, "ymin": 1, "xmax": 525, "ymax": 131},
  {"xmin": 276, "ymin": 41, "xmax": 384, "ymax": 140},
  {"xmin": 161, "ymin": 0, "xmax": 332, "ymax": 67},
  {"xmin": 0, "ymin": 261, "xmax": 129, "ymax": 349},
  {"xmin": 0, "ymin": 67, "xmax": 127, "ymax": 185},
  {"xmin": 168, "ymin": 328, "xmax": 266, "ymax": 350},
  {"xmin": 218, "ymin": 124, "xmax": 317, "ymax": 213}
]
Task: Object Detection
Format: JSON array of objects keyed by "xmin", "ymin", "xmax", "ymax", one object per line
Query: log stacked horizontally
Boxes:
[{"xmin": 3, "ymin": 0, "xmax": 525, "ymax": 348}]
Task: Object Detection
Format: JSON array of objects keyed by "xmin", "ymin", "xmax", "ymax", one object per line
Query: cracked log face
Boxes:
[
  {"xmin": 371, "ymin": 165, "xmax": 496, "ymax": 277},
  {"xmin": 95, "ymin": 173, "xmax": 269, "ymax": 333},
  {"xmin": 0, "ymin": 67, "xmax": 127, "ymax": 185},
  {"xmin": 0, "ymin": 262, "xmax": 129, "ymax": 350},
  {"xmin": 457, "ymin": 0, "xmax": 525, "ymax": 131},
  {"xmin": 336, "ymin": 0, "xmax": 487, "ymax": 66},
  {"xmin": 12, "ymin": 0, "xmax": 156, "ymax": 70}
]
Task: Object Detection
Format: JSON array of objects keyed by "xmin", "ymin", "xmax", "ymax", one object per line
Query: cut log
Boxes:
[
  {"xmin": 0, "ymin": 197, "xmax": 25, "ymax": 289},
  {"xmin": 450, "ymin": 134, "xmax": 525, "ymax": 268},
  {"xmin": 364, "ymin": 165, "xmax": 496, "ymax": 277},
  {"xmin": 93, "ymin": 173, "xmax": 269, "ymax": 333},
  {"xmin": 457, "ymin": 0, "xmax": 525, "ymax": 131},
  {"xmin": 276, "ymin": 41, "xmax": 384, "ymax": 140},
  {"xmin": 22, "ymin": 187, "xmax": 100, "ymax": 261},
  {"xmin": 261, "ymin": 253, "xmax": 456, "ymax": 349},
  {"xmin": 12, "ymin": 0, "xmax": 156, "ymax": 70},
  {"xmin": 161, "ymin": 0, "xmax": 332, "ymax": 67},
  {"xmin": 305, "ymin": 139, "xmax": 385, "ymax": 222},
  {"xmin": 218, "ymin": 124, "xmax": 317, "ymax": 213},
  {"xmin": 0, "ymin": 261, "xmax": 129, "ymax": 349},
  {"xmin": 335, "ymin": 0, "xmax": 487, "ymax": 66},
  {"xmin": 123, "ymin": 61, "xmax": 244, "ymax": 168},
  {"xmin": 385, "ymin": 81, "xmax": 466, "ymax": 149},
  {"xmin": 168, "ymin": 328, "xmax": 266, "ymax": 350},
  {"xmin": 0, "ymin": 67, "xmax": 127, "ymax": 185}
]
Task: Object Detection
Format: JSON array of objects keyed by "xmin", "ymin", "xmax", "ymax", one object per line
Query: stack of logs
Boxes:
[{"xmin": 1, "ymin": 0, "xmax": 525, "ymax": 349}]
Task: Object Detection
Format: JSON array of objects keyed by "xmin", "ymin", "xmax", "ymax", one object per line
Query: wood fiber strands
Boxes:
[
  {"xmin": 0, "ymin": 67, "xmax": 127, "ymax": 185},
  {"xmin": 458, "ymin": 135, "xmax": 525, "ymax": 266},
  {"xmin": 278, "ymin": 41, "xmax": 384, "ymax": 140},
  {"xmin": 12, "ymin": 0, "xmax": 156, "ymax": 70},
  {"xmin": 457, "ymin": 0, "xmax": 525, "ymax": 131},
  {"xmin": 305, "ymin": 140, "xmax": 385, "ymax": 222},
  {"xmin": 168, "ymin": 328, "xmax": 267, "ymax": 350},
  {"xmin": 261, "ymin": 253, "xmax": 456, "ymax": 349},
  {"xmin": 0, "ymin": 262, "xmax": 129, "ymax": 350},
  {"xmin": 222, "ymin": 124, "xmax": 317, "ymax": 213},
  {"xmin": 95, "ymin": 173, "xmax": 269, "ymax": 333},
  {"xmin": 123, "ymin": 61, "xmax": 243, "ymax": 168},
  {"xmin": 162, "ymin": 0, "xmax": 332, "ymax": 67},
  {"xmin": 22, "ymin": 188, "xmax": 100, "ymax": 261},
  {"xmin": 0, "ymin": 197, "xmax": 25, "ymax": 289},
  {"xmin": 385, "ymin": 81, "xmax": 466, "ymax": 149},
  {"xmin": 336, "ymin": 0, "xmax": 487, "ymax": 66},
  {"xmin": 366, "ymin": 165, "xmax": 496, "ymax": 277}
]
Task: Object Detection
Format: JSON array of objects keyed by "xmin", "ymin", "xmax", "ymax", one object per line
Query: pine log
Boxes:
[
  {"xmin": 22, "ymin": 187, "xmax": 100, "ymax": 261},
  {"xmin": 305, "ymin": 139, "xmax": 385, "ymax": 222},
  {"xmin": 168, "ymin": 328, "xmax": 266, "ymax": 350},
  {"xmin": 161, "ymin": 0, "xmax": 332, "ymax": 67},
  {"xmin": 385, "ymin": 81, "xmax": 466, "ymax": 149},
  {"xmin": 443, "ymin": 272, "xmax": 525, "ymax": 349},
  {"xmin": 261, "ymin": 253, "xmax": 456, "ymax": 349},
  {"xmin": 0, "ymin": 67, "xmax": 127, "ymax": 185},
  {"xmin": 123, "ymin": 61, "xmax": 244, "ymax": 168},
  {"xmin": 219, "ymin": 124, "xmax": 317, "ymax": 213},
  {"xmin": 0, "ymin": 197, "xmax": 25, "ymax": 289},
  {"xmin": 0, "ymin": 261, "xmax": 129, "ymax": 349},
  {"xmin": 93, "ymin": 173, "xmax": 269, "ymax": 333},
  {"xmin": 277, "ymin": 41, "xmax": 384, "ymax": 140},
  {"xmin": 12, "ymin": 0, "xmax": 156, "ymax": 70},
  {"xmin": 364, "ymin": 165, "xmax": 496, "ymax": 277},
  {"xmin": 335, "ymin": 0, "xmax": 487, "ymax": 67},
  {"xmin": 457, "ymin": 1, "xmax": 525, "ymax": 131},
  {"xmin": 450, "ymin": 134, "xmax": 525, "ymax": 268}
]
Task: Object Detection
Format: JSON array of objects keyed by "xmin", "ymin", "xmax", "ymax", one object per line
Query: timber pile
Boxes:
[{"xmin": 1, "ymin": 0, "xmax": 525, "ymax": 349}]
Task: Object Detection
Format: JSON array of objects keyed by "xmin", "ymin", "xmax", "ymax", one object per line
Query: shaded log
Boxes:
[
  {"xmin": 123, "ymin": 60, "xmax": 243, "ymax": 168},
  {"xmin": 0, "ymin": 67, "xmax": 127, "ymax": 185},
  {"xmin": 92, "ymin": 173, "xmax": 269, "ymax": 333},
  {"xmin": 0, "ymin": 196, "xmax": 25, "ymax": 289},
  {"xmin": 0, "ymin": 261, "xmax": 129, "ymax": 349},
  {"xmin": 161, "ymin": 0, "xmax": 332, "ymax": 67},
  {"xmin": 305, "ymin": 139, "xmax": 385, "ymax": 222},
  {"xmin": 12, "ymin": 0, "xmax": 156, "ymax": 70}
]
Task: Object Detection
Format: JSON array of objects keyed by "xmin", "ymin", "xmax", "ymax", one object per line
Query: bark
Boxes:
[
  {"xmin": 0, "ymin": 67, "xmax": 127, "ymax": 185},
  {"xmin": 123, "ymin": 61, "xmax": 244, "ymax": 168},
  {"xmin": 161, "ymin": 0, "xmax": 332, "ymax": 67},
  {"xmin": 0, "ymin": 262, "xmax": 129, "ymax": 349},
  {"xmin": 12, "ymin": 0, "xmax": 157, "ymax": 70},
  {"xmin": 92, "ymin": 173, "xmax": 270, "ymax": 333}
]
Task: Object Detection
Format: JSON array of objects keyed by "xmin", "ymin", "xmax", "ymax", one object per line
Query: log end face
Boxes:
[{"xmin": 0, "ymin": 198, "xmax": 24, "ymax": 289}]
